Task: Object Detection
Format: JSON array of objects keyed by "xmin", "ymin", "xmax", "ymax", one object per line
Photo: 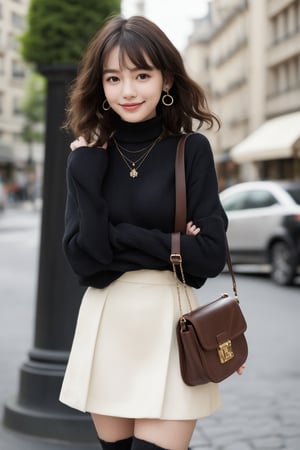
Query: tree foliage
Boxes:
[
  {"xmin": 21, "ymin": 72, "xmax": 45, "ymax": 145},
  {"xmin": 21, "ymin": 0, "xmax": 121, "ymax": 66}
]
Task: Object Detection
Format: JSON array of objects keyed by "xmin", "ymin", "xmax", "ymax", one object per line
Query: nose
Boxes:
[{"xmin": 121, "ymin": 79, "xmax": 137, "ymax": 99}]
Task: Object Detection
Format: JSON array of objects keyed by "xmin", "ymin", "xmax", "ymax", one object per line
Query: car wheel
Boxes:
[{"xmin": 270, "ymin": 241, "xmax": 296, "ymax": 286}]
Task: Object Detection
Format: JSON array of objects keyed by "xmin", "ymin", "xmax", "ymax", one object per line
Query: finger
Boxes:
[
  {"xmin": 187, "ymin": 228, "xmax": 196, "ymax": 235},
  {"xmin": 237, "ymin": 365, "xmax": 246, "ymax": 375},
  {"xmin": 70, "ymin": 136, "xmax": 87, "ymax": 151},
  {"xmin": 77, "ymin": 136, "xmax": 88, "ymax": 146},
  {"xmin": 70, "ymin": 141, "xmax": 78, "ymax": 151},
  {"xmin": 189, "ymin": 225, "xmax": 200, "ymax": 235},
  {"xmin": 88, "ymin": 140, "xmax": 108, "ymax": 149},
  {"xmin": 186, "ymin": 222, "xmax": 201, "ymax": 235},
  {"xmin": 186, "ymin": 222, "xmax": 193, "ymax": 233}
]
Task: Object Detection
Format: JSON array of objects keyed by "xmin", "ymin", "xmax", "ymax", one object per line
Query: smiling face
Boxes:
[{"xmin": 102, "ymin": 46, "xmax": 170, "ymax": 123}]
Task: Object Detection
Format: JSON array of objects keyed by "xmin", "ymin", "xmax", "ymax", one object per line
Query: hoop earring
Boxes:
[
  {"xmin": 162, "ymin": 90, "xmax": 174, "ymax": 106},
  {"xmin": 102, "ymin": 99, "xmax": 111, "ymax": 111}
]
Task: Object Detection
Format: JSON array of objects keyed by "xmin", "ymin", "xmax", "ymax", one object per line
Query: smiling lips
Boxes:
[{"xmin": 120, "ymin": 102, "xmax": 144, "ymax": 111}]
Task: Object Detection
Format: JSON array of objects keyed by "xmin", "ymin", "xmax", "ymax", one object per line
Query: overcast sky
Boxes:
[{"xmin": 121, "ymin": 0, "xmax": 209, "ymax": 52}]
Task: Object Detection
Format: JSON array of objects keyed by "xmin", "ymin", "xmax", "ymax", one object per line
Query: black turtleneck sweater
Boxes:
[{"xmin": 63, "ymin": 116, "xmax": 228, "ymax": 289}]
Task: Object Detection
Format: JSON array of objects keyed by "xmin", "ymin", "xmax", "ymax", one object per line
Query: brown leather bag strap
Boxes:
[
  {"xmin": 170, "ymin": 134, "xmax": 191, "ymax": 266},
  {"xmin": 171, "ymin": 134, "xmax": 191, "ymax": 266},
  {"xmin": 225, "ymin": 238, "xmax": 238, "ymax": 298},
  {"xmin": 171, "ymin": 133, "xmax": 239, "ymax": 300},
  {"xmin": 174, "ymin": 134, "xmax": 190, "ymax": 233}
]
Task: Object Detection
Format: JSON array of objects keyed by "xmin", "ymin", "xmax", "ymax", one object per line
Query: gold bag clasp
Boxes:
[{"xmin": 218, "ymin": 340, "xmax": 234, "ymax": 364}]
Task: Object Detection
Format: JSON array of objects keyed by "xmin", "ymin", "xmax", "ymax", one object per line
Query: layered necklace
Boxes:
[{"xmin": 112, "ymin": 136, "xmax": 161, "ymax": 178}]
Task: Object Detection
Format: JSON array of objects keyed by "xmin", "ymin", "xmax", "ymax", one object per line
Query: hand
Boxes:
[
  {"xmin": 70, "ymin": 136, "xmax": 108, "ymax": 151},
  {"xmin": 70, "ymin": 136, "xmax": 88, "ymax": 151},
  {"xmin": 236, "ymin": 364, "xmax": 246, "ymax": 375},
  {"xmin": 186, "ymin": 221, "xmax": 200, "ymax": 236}
]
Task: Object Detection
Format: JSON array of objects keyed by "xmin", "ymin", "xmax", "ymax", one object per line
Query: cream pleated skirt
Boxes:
[{"xmin": 59, "ymin": 270, "xmax": 221, "ymax": 419}]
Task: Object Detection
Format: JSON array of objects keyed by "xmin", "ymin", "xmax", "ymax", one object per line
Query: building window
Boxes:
[
  {"xmin": 277, "ymin": 12, "xmax": 284, "ymax": 41},
  {"xmin": 283, "ymin": 8, "xmax": 289, "ymax": 37},
  {"xmin": 273, "ymin": 66, "xmax": 280, "ymax": 94},
  {"xmin": 287, "ymin": 3, "xmax": 296, "ymax": 36},
  {"xmin": 271, "ymin": 4, "xmax": 299, "ymax": 45},
  {"xmin": 12, "ymin": 97, "xmax": 22, "ymax": 115},
  {"xmin": 11, "ymin": 12, "xmax": 24, "ymax": 29},
  {"xmin": 0, "ymin": 92, "xmax": 3, "ymax": 115},
  {"xmin": 273, "ymin": 64, "xmax": 284, "ymax": 94},
  {"xmin": 0, "ymin": 55, "xmax": 4, "ymax": 75},
  {"xmin": 284, "ymin": 62, "xmax": 290, "ymax": 90},
  {"xmin": 12, "ymin": 59, "xmax": 25, "ymax": 78},
  {"xmin": 267, "ymin": 68, "xmax": 277, "ymax": 97},
  {"xmin": 269, "ymin": 56, "xmax": 300, "ymax": 96},
  {"xmin": 8, "ymin": 32, "xmax": 19, "ymax": 51},
  {"xmin": 288, "ymin": 57, "xmax": 297, "ymax": 89},
  {"xmin": 293, "ymin": 2, "xmax": 299, "ymax": 33}
]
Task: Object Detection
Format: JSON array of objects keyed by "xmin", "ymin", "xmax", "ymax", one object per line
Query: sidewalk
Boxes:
[
  {"xmin": 0, "ymin": 206, "xmax": 97, "ymax": 449},
  {"xmin": 0, "ymin": 205, "xmax": 299, "ymax": 450}
]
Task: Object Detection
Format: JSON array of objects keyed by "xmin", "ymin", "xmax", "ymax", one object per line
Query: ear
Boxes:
[{"xmin": 163, "ymin": 73, "xmax": 174, "ymax": 91}]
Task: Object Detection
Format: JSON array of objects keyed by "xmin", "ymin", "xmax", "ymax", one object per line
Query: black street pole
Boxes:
[{"xmin": 3, "ymin": 65, "xmax": 97, "ymax": 443}]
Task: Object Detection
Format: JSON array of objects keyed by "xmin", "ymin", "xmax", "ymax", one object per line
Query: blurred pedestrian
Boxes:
[
  {"xmin": 59, "ymin": 15, "xmax": 245, "ymax": 450},
  {"xmin": 14, "ymin": 170, "xmax": 28, "ymax": 202}
]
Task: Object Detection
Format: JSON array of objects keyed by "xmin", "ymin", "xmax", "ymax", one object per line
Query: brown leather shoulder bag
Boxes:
[{"xmin": 171, "ymin": 134, "xmax": 248, "ymax": 386}]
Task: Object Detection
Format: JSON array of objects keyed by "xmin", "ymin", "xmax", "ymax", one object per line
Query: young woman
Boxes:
[{"xmin": 59, "ymin": 15, "xmax": 244, "ymax": 450}]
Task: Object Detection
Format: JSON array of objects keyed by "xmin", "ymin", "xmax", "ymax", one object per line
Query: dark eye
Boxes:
[
  {"xmin": 106, "ymin": 76, "xmax": 119, "ymax": 83},
  {"xmin": 137, "ymin": 73, "xmax": 150, "ymax": 80}
]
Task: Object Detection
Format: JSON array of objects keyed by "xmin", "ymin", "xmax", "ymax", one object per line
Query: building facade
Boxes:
[
  {"xmin": 184, "ymin": 0, "xmax": 300, "ymax": 186},
  {"xmin": 0, "ymin": 0, "xmax": 29, "ymax": 160},
  {"xmin": 0, "ymin": 0, "xmax": 43, "ymax": 201}
]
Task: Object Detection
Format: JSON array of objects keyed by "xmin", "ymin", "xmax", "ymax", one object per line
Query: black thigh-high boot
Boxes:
[
  {"xmin": 132, "ymin": 437, "xmax": 192, "ymax": 450},
  {"xmin": 131, "ymin": 437, "xmax": 169, "ymax": 450},
  {"xmin": 98, "ymin": 436, "xmax": 133, "ymax": 450}
]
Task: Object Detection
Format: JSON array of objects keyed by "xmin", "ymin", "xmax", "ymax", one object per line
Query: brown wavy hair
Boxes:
[{"xmin": 65, "ymin": 15, "xmax": 220, "ymax": 145}]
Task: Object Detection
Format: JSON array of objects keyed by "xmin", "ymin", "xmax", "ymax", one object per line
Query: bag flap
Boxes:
[{"xmin": 184, "ymin": 295, "xmax": 247, "ymax": 351}]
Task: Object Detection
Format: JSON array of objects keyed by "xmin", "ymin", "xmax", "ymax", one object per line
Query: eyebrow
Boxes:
[{"xmin": 103, "ymin": 66, "xmax": 154, "ymax": 75}]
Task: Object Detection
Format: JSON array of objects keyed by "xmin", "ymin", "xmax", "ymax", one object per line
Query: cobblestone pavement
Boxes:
[
  {"xmin": 0, "ymin": 206, "xmax": 300, "ymax": 449},
  {"xmin": 190, "ymin": 262, "xmax": 300, "ymax": 449}
]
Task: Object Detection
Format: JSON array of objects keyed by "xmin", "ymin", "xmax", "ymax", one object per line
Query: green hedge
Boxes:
[{"xmin": 21, "ymin": 0, "xmax": 121, "ymax": 66}]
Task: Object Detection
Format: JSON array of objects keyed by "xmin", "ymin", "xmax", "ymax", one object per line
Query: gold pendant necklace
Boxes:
[
  {"xmin": 130, "ymin": 166, "xmax": 138, "ymax": 178},
  {"xmin": 113, "ymin": 136, "xmax": 161, "ymax": 178}
]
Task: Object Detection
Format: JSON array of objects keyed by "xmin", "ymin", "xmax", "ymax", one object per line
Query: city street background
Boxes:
[
  {"xmin": 0, "ymin": 206, "xmax": 299, "ymax": 450},
  {"xmin": 1, "ymin": 0, "xmax": 300, "ymax": 448}
]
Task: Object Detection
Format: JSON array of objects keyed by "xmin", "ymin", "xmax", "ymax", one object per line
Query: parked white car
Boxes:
[{"xmin": 220, "ymin": 181, "xmax": 300, "ymax": 285}]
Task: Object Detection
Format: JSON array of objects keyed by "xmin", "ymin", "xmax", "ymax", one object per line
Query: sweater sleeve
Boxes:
[
  {"xmin": 109, "ymin": 134, "xmax": 227, "ymax": 279},
  {"xmin": 63, "ymin": 146, "xmax": 113, "ymax": 276}
]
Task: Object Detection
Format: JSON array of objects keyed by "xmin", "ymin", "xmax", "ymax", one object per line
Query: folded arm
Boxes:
[{"xmin": 63, "ymin": 147, "xmax": 113, "ymax": 276}]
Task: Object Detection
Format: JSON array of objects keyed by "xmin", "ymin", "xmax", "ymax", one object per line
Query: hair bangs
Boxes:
[
  {"xmin": 100, "ymin": 18, "xmax": 165, "ymax": 74},
  {"xmin": 118, "ymin": 31, "xmax": 162, "ymax": 71}
]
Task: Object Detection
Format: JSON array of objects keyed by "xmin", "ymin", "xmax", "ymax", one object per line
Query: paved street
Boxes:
[{"xmin": 0, "ymin": 206, "xmax": 299, "ymax": 450}]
